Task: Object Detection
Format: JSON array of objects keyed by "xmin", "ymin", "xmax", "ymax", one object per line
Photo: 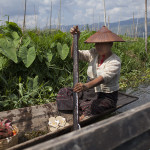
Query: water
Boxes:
[{"xmin": 118, "ymin": 84, "xmax": 150, "ymax": 112}]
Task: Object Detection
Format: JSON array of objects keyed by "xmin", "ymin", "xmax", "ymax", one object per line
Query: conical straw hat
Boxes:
[{"xmin": 84, "ymin": 26, "xmax": 125, "ymax": 43}]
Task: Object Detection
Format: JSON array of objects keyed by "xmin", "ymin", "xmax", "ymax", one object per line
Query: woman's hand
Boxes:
[
  {"xmin": 73, "ymin": 82, "xmax": 89, "ymax": 93},
  {"xmin": 70, "ymin": 26, "xmax": 80, "ymax": 58},
  {"xmin": 70, "ymin": 26, "xmax": 80, "ymax": 39}
]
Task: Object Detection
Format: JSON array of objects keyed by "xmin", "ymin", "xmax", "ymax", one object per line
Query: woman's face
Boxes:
[{"xmin": 95, "ymin": 42, "xmax": 113, "ymax": 55}]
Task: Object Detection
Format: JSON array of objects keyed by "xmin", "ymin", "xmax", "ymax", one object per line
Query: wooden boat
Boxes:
[
  {"xmin": 24, "ymin": 101, "xmax": 150, "ymax": 150},
  {"xmin": 0, "ymin": 92, "xmax": 138, "ymax": 150}
]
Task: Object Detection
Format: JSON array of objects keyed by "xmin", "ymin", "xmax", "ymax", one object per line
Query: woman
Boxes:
[{"xmin": 70, "ymin": 26, "xmax": 125, "ymax": 120}]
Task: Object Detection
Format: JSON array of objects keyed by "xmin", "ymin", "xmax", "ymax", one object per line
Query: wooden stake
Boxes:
[
  {"xmin": 50, "ymin": 1, "xmax": 52, "ymax": 33},
  {"xmin": 92, "ymin": 8, "xmax": 95, "ymax": 31},
  {"xmin": 145, "ymin": 0, "xmax": 147, "ymax": 53},
  {"xmin": 103, "ymin": 0, "xmax": 106, "ymax": 26},
  {"xmin": 73, "ymin": 26, "xmax": 80, "ymax": 130},
  {"xmin": 98, "ymin": 16, "xmax": 100, "ymax": 30},
  {"xmin": 59, "ymin": 0, "xmax": 61, "ymax": 30},
  {"xmin": 133, "ymin": 12, "xmax": 135, "ymax": 39},
  {"xmin": 108, "ymin": 16, "xmax": 110, "ymax": 29},
  {"xmin": 136, "ymin": 17, "xmax": 139, "ymax": 38},
  {"xmin": 23, "ymin": 0, "xmax": 27, "ymax": 33},
  {"xmin": 117, "ymin": 19, "xmax": 120, "ymax": 35}
]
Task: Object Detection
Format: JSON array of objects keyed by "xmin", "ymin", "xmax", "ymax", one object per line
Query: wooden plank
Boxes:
[{"xmin": 24, "ymin": 102, "xmax": 150, "ymax": 150}]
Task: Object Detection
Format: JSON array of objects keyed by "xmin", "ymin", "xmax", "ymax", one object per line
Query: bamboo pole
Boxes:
[
  {"xmin": 103, "ymin": 0, "xmax": 106, "ymax": 26},
  {"xmin": 23, "ymin": 0, "xmax": 27, "ymax": 33},
  {"xmin": 133, "ymin": 12, "xmax": 135, "ymax": 39},
  {"xmin": 50, "ymin": 1, "xmax": 52, "ymax": 33},
  {"xmin": 93, "ymin": 8, "xmax": 95, "ymax": 31},
  {"xmin": 34, "ymin": 4, "xmax": 38, "ymax": 29},
  {"xmin": 59, "ymin": 0, "xmax": 61, "ymax": 30},
  {"xmin": 73, "ymin": 26, "xmax": 80, "ymax": 130},
  {"xmin": 98, "ymin": 16, "xmax": 100, "ymax": 30},
  {"xmin": 57, "ymin": 11, "xmax": 59, "ymax": 30},
  {"xmin": 117, "ymin": 19, "xmax": 120, "ymax": 35},
  {"xmin": 135, "ymin": 17, "xmax": 139, "ymax": 38},
  {"xmin": 145, "ymin": 0, "xmax": 147, "ymax": 53},
  {"xmin": 108, "ymin": 16, "xmax": 110, "ymax": 29}
]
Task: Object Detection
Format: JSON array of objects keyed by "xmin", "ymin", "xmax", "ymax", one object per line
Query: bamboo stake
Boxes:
[
  {"xmin": 59, "ymin": 0, "xmax": 61, "ymax": 30},
  {"xmin": 57, "ymin": 11, "xmax": 59, "ymax": 30},
  {"xmin": 93, "ymin": 8, "xmax": 94, "ymax": 31},
  {"xmin": 34, "ymin": 4, "xmax": 37, "ymax": 29},
  {"xmin": 103, "ymin": 0, "xmax": 106, "ymax": 26},
  {"xmin": 46, "ymin": 16, "xmax": 49, "ymax": 29},
  {"xmin": 50, "ymin": 0, "xmax": 52, "ymax": 33},
  {"xmin": 73, "ymin": 26, "xmax": 80, "ymax": 130},
  {"xmin": 145, "ymin": 0, "xmax": 147, "ymax": 53},
  {"xmin": 23, "ymin": 0, "xmax": 27, "ymax": 33},
  {"xmin": 98, "ymin": 16, "xmax": 100, "ymax": 30},
  {"xmin": 135, "ymin": 17, "xmax": 138, "ymax": 38},
  {"xmin": 133, "ymin": 12, "xmax": 135, "ymax": 39},
  {"xmin": 108, "ymin": 16, "xmax": 110, "ymax": 29},
  {"xmin": 117, "ymin": 19, "xmax": 120, "ymax": 35}
]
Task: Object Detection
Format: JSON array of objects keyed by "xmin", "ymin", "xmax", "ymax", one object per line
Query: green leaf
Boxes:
[
  {"xmin": 0, "ymin": 38, "xmax": 18, "ymax": 63},
  {"xmin": 0, "ymin": 34, "xmax": 3, "ymax": 38},
  {"xmin": 26, "ymin": 77, "xmax": 33, "ymax": 91},
  {"xmin": 62, "ymin": 44, "xmax": 69, "ymax": 60},
  {"xmin": 18, "ymin": 83, "xmax": 23, "ymax": 97},
  {"xmin": 33, "ymin": 76, "xmax": 39, "ymax": 89},
  {"xmin": 38, "ymin": 54, "xmax": 43, "ymax": 62},
  {"xmin": 0, "ymin": 56, "xmax": 8, "ymax": 70},
  {"xmin": 12, "ymin": 31, "xmax": 20, "ymax": 40},
  {"xmin": 19, "ymin": 46, "xmax": 36, "ymax": 68},
  {"xmin": 13, "ymin": 39, "xmax": 20, "ymax": 48},
  {"xmin": 50, "ymin": 42, "xmax": 55, "ymax": 48},
  {"xmin": 46, "ymin": 50, "xmax": 52, "ymax": 63},
  {"xmin": 57, "ymin": 42, "xmax": 62, "ymax": 56},
  {"xmin": 57, "ymin": 43, "xmax": 69, "ymax": 60},
  {"xmin": 12, "ymin": 32, "xmax": 20, "ymax": 48},
  {"xmin": 22, "ymin": 36, "xmax": 30, "ymax": 47},
  {"xmin": 0, "ymin": 73, "xmax": 8, "ymax": 85}
]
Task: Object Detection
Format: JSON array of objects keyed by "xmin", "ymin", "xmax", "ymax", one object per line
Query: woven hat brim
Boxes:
[{"xmin": 84, "ymin": 26, "xmax": 125, "ymax": 43}]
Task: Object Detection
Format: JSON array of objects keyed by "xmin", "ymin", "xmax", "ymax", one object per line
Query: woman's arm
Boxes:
[
  {"xmin": 73, "ymin": 76, "xmax": 104, "ymax": 93},
  {"xmin": 74, "ymin": 58, "xmax": 121, "ymax": 93}
]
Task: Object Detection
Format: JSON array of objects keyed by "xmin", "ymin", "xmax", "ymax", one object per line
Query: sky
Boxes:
[{"xmin": 0, "ymin": 0, "xmax": 150, "ymax": 28}]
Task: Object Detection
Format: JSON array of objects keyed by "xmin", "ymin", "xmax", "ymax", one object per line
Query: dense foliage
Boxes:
[{"xmin": 0, "ymin": 22, "xmax": 150, "ymax": 111}]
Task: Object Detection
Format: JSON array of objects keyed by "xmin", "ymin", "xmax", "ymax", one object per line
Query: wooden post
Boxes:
[
  {"xmin": 34, "ymin": 5, "xmax": 36, "ymax": 29},
  {"xmin": 108, "ymin": 16, "xmax": 110, "ymax": 29},
  {"xmin": 8, "ymin": 15, "xmax": 9, "ymax": 22},
  {"xmin": 98, "ymin": 16, "xmax": 100, "ymax": 30},
  {"xmin": 23, "ymin": 0, "xmax": 27, "ymax": 33},
  {"xmin": 73, "ymin": 26, "xmax": 80, "ymax": 130},
  {"xmin": 50, "ymin": 1, "xmax": 52, "ymax": 33},
  {"xmin": 117, "ymin": 19, "xmax": 120, "ymax": 35},
  {"xmin": 136, "ymin": 18, "xmax": 139, "ymax": 38},
  {"xmin": 93, "ymin": 8, "xmax": 94, "ymax": 31},
  {"xmin": 133, "ymin": 12, "xmax": 135, "ymax": 39},
  {"xmin": 145, "ymin": 0, "xmax": 147, "ymax": 53},
  {"xmin": 103, "ymin": 0, "xmax": 106, "ymax": 26},
  {"xmin": 59, "ymin": 0, "xmax": 61, "ymax": 30}
]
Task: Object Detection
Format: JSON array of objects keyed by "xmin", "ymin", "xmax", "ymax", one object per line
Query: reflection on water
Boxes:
[{"xmin": 118, "ymin": 84, "xmax": 150, "ymax": 112}]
